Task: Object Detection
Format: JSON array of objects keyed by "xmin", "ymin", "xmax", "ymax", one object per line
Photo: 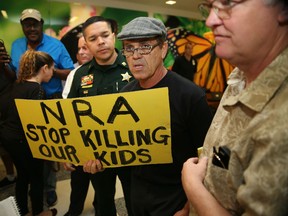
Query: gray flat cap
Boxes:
[{"xmin": 117, "ymin": 17, "xmax": 167, "ymax": 40}]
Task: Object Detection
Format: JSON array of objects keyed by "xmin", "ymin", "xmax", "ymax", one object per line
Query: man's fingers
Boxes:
[{"xmin": 83, "ymin": 160, "xmax": 105, "ymax": 174}]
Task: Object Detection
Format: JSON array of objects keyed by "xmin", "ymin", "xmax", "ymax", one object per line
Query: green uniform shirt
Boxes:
[{"xmin": 68, "ymin": 50, "xmax": 133, "ymax": 98}]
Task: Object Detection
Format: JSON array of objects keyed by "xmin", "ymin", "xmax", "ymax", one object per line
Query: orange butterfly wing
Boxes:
[{"xmin": 168, "ymin": 28, "xmax": 235, "ymax": 93}]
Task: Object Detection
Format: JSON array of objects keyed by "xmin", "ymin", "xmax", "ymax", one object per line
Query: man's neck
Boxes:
[
  {"xmin": 27, "ymin": 34, "xmax": 43, "ymax": 50},
  {"xmin": 27, "ymin": 42, "xmax": 40, "ymax": 50},
  {"xmin": 139, "ymin": 67, "xmax": 167, "ymax": 89},
  {"xmin": 96, "ymin": 50, "xmax": 118, "ymax": 66},
  {"xmin": 184, "ymin": 53, "xmax": 191, "ymax": 61}
]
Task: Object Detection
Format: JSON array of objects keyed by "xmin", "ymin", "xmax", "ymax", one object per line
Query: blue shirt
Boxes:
[{"xmin": 11, "ymin": 33, "xmax": 74, "ymax": 97}]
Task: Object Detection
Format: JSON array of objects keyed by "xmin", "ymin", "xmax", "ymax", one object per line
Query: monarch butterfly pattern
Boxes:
[{"xmin": 167, "ymin": 28, "xmax": 234, "ymax": 93}]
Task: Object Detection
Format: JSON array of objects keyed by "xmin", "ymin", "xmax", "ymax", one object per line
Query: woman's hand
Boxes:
[
  {"xmin": 174, "ymin": 201, "xmax": 190, "ymax": 216},
  {"xmin": 182, "ymin": 157, "xmax": 208, "ymax": 195}
]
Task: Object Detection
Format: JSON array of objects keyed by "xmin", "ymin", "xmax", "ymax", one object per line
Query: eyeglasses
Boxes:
[
  {"xmin": 198, "ymin": 0, "xmax": 242, "ymax": 20},
  {"xmin": 122, "ymin": 42, "xmax": 161, "ymax": 57}
]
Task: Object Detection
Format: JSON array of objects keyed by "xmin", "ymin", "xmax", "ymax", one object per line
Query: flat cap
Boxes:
[
  {"xmin": 117, "ymin": 17, "xmax": 167, "ymax": 41},
  {"xmin": 20, "ymin": 9, "xmax": 42, "ymax": 22}
]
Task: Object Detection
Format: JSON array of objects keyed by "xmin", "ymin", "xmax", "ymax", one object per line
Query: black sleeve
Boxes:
[{"xmin": 188, "ymin": 96, "xmax": 213, "ymax": 149}]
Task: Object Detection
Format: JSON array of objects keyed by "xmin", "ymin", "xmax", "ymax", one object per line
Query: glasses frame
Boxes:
[
  {"xmin": 198, "ymin": 0, "xmax": 240, "ymax": 20},
  {"xmin": 122, "ymin": 42, "xmax": 161, "ymax": 57}
]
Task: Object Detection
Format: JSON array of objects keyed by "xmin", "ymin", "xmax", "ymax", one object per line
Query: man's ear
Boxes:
[
  {"xmin": 161, "ymin": 42, "xmax": 168, "ymax": 59},
  {"xmin": 278, "ymin": 6, "xmax": 288, "ymax": 25},
  {"xmin": 112, "ymin": 32, "xmax": 116, "ymax": 43}
]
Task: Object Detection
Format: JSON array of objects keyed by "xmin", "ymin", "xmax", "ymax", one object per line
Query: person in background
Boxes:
[
  {"xmin": 181, "ymin": 0, "xmax": 288, "ymax": 215},
  {"xmin": 67, "ymin": 16, "xmax": 134, "ymax": 216},
  {"xmin": 0, "ymin": 39, "xmax": 17, "ymax": 188},
  {"xmin": 62, "ymin": 34, "xmax": 94, "ymax": 216},
  {"xmin": 10, "ymin": 8, "xmax": 75, "ymax": 207},
  {"xmin": 172, "ymin": 42, "xmax": 197, "ymax": 82},
  {"xmin": 62, "ymin": 34, "xmax": 93, "ymax": 99},
  {"xmin": 0, "ymin": 50, "xmax": 57, "ymax": 216},
  {"xmin": 84, "ymin": 16, "xmax": 213, "ymax": 216}
]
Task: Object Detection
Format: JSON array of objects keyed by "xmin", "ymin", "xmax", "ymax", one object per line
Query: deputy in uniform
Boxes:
[{"xmin": 67, "ymin": 16, "xmax": 133, "ymax": 216}]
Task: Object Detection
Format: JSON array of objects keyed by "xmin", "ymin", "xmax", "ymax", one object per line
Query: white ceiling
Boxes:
[{"xmin": 57, "ymin": 0, "xmax": 204, "ymax": 20}]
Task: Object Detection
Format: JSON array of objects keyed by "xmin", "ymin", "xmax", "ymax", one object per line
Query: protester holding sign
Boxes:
[
  {"xmin": 0, "ymin": 50, "xmax": 57, "ymax": 216},
  {"xmin": 84, "ymin": 17, "xmax": 213, "ymax": 215},
  {"xmin": 67, "ymin": 16, "xmax": 134, "ymax": 216}
]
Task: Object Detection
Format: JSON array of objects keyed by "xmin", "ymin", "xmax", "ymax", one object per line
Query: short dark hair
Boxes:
[{"xmin": 82, "ymin": 16, "xmax": 118, "ymax": 34}]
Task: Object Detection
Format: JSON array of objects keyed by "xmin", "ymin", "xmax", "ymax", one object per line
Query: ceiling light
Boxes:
[
  {"xmin": 166, "ymin": 1, "xmax": 176, "ymax": 5},
  {"xmin": 1, "ymin": 10, "xmax": 8, "ymax": 19}
]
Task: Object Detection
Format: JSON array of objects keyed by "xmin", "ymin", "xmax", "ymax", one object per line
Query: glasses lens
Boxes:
[
  {"xmin": 199, "ymin": 0, "xmax": 234, "ymax": 20},
  {"xmin": 219, "ymin": 0, "xmax": 232, "ymax": 6},
  {"xmin": 123, "ymin": 43, "xmax": 159, "ymax": 57},
  {"xmin": 198, "ymin": 4, "xmax": 210, "ymax": 18},
  {"xmin": 214, "ymin": 0, "xmax": 234, "ymax": 19},
  {"xmin": 216, "ymin": 8, "xmax": 230, "ymax": 19},
  {"xmin": 138, "ymin": 46, "xmax": 152, "ymax": 55},
  {"xmin": 122, "ymin": 48, "xmax": 133, "ymax": 57}
]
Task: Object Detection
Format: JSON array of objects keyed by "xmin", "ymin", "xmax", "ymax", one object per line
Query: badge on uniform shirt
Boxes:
[
  {"xmin": 192, "ymin": 59, "xmax": 196, "ymax": 66},
  {"xmin": 81, "ymin": 74, "xmax": 94, "ymax": 87},
  {"xmin": 121, "ymin": 72, "xmax": 132, "ymax": 82}
]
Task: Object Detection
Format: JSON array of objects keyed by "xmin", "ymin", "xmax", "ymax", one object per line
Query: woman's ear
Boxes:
[
  {"xmin": 40, "ymin": 64, "xmax": 50, "ymax": 78},
  {"xmin": 42, "ymin": 64, "xmax": 49, "ymax": 72}
]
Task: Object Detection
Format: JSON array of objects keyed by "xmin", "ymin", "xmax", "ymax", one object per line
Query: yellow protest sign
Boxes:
[{"xmin": 15, "ymin": 88, "xmax": 172, "ymax": 167}]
